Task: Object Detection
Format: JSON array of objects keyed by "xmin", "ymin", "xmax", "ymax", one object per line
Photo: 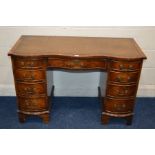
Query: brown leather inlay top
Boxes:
[{"xmin": 8, "ymin": 35, "xmax": 146, "ymax": 59}]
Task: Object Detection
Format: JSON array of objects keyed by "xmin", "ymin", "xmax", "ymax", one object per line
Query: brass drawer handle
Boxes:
[
  {"xmin": 66, "ymin": 60, "xmax": 84, "ymax": 67},
  {"xmin": 127, "ymin": 76, "xmax": 131, "ymax": 81},
  {"xmin": 115, "ymin": 76, "xmax": 122, "ymax": 82},
  {"xmin": 119, "ymin": 64, "xmax": 124, "ymax": 70},
  {"xmin": 115, "ymin": 76, "xmax": 132, "ymax": 82},
  {"xmin": 21, "ymin": 61, "xmax": 25, "ymax": 66},
  {"xmin": 23, "ymin": 73, "xmax": 35, "ymax": 80},
  {"xmin": 116, "ymin": 89, "xmax": 128, "ymax": 96},
  {"xmin": 29, "ymin": 62, "xmax": 34, "ymax": 67},
  {"xmin": 129, "ymin": 64, "xmax": 134, "ymax": 70},
  {"xmin": 20, "ymin": 61, "xmax": 35, "ymax": 67},
  {"xmin": 24, "ymin": 87, "xmax": 35, "ymax": 94},
  {"xmin": 25, "ymin": 100, "xmax": 30, "ymax": 106},
  {"xmin": 25, "ymin": 100, "xmax": 37, "ymax": 106},
  {"xmin": 119, "ymin": 64, "xmax": 135, "ymax": 70},
  {"xmin": 114, "ymin": 103, "xmax": 126, "ymax": 110}
]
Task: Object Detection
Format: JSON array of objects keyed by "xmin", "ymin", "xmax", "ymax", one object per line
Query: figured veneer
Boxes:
[
  {"xmin": 110, "ymin": 60, "xmax": 142, "ymax": 71},
  {"xmin": 16, "ymin": 82, "xmax": 46, "ymax": 96},
  {"xmin": 48, "ymin": 58, "xmax": 107, "ymax": 70},
  {"xmin": 107, "ymin": 83, "xmax": 137, "ymax": 98},
  {"xmin": 103, "ymin": 97, "xmax": 134, "ymax": 113},
  {"xmin": 13, "ymin": 57, "xmax": 47, "ymax": 69},
  {"xmin": 15, "ymin": 69, "xmax": 46, "ymax": 82},
  {"xmin": 18, "ymin": 96, "xmax": 48, "ymax": 111},
  {"xmin": 109, "ymin": 71, "xmax": 140, "ymax": 83},
  {"xmin": 8, "ymin": 35, "xmax": 146, "ymax": 124}
]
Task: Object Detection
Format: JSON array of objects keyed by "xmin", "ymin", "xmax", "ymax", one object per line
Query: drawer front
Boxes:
[
  {"xmin": 16, "ymin": 82, "xmax": 46, "ymax": 96},
  {"xmin": 18, "ymin": 97, "xmax": 48, "ymax": 111},
  {"xmin": 107, "ymin": 84, "xmax": 137, "ymax": 98},
  {"xmin": 110, "ymin": 60, "xmax": 142, "ymax": 71},
  {"xmin": 104, "ymin": 97, "xmax": 134, "ymax": 113},
  {"xmin": 48, "ymin": 58, "xmax": 107, "ymax": 70},
  {"xmin": 13, "ymin": 58, "xmax": 46, "ymax": 69},
  {"xmin": 109, "ymin": 71, "xmax": 140, "ymax": 83},
  {"xmin": 15, "ymin": 69, "xmax": 45, "ymax": 81}
]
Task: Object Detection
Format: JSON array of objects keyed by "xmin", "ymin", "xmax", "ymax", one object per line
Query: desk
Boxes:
[{"xmin": 8, "ymin": 35, "xmax": 146, "ymax": 125}]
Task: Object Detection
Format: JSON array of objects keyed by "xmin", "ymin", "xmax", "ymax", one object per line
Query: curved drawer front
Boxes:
[
  {"xmin": 107, "ymin": 84, "xmax": 137, "ymax": 98},
  {"xmin": 109, "ymin": 71, "xmax": 140, "ymax": 83},
  {"xmin": 104, "ymin": 97, "xmax": 134, "ymax": 113},
  {"xmin": 48, "ymin": 58, "xmax": 107, "ymax": 70},
  {"xmin": 13, "ymin": 58, "xmax": 46, "ymax": 69},
  {"xmin": 16, "ymin": 82, "xmax": 46, "ymax": 96},
  {"xmin": 110, "ymin": 60, "xmax": 142, "ymax": 71},
  {"xmin": 18, "ymin": 97, "xmax": 48, "ymax": 111},
  {"xmin": 15, "ymin": 69, "xmax": 45, "ymax": 81}
]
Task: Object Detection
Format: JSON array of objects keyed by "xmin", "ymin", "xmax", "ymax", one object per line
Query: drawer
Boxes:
[
  {"xmin": 107, "ymin": 84, "xmax": 137, "ymax": 98},
  {"xmin": 18, "ymin": 97, "xmax": 48, "ymax": 111},
  {"xmin": 16, "ymin": 82, "xmax": 46, "ymax": 96},
  {"xmin": 13, "ymin": 58, "xmax": 46, "ymax": 69},
  {"xmin": 109, "ymin": 71, "xmax": 140, "ymax": 83},
  {"xmin": 48, "ymin": 58, "xmax": 107, "ymax": 70},
  {"xmin": 15, "ymin": 69, "xmax": 45, "ymax": 81},
  {"xmin": 110, "ymin": 60, "xmax": 142, "ymax": 71},
  {"xmin": 104, "ymin": 97, "xmax": 134, "ymax": 113}
]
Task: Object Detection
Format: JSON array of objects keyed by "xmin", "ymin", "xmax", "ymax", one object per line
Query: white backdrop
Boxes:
[{"xmin": 0, "ymin": 26, "xmax": 155, "ymax": 97}]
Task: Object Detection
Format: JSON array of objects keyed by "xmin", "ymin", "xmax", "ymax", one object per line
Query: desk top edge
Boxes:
[{"xmin": 8, "ymin": 35, "xmax": 147, "ymax": 60}]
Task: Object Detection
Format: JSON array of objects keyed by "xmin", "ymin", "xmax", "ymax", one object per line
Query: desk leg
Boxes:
[
  {"xmin": 126, "ymin": 115, "xmax": 133, "ymax": 125},
  {"xmin": 18, "ymin": 113, "xmax": 27, "ymax": 123},
  {"xmin": 40, "ymin": 113, "xmax": 50, "ymax": 124},
  {"xmin": 101, "ymin": 114, "xmax": 110, "ymax": 124}
]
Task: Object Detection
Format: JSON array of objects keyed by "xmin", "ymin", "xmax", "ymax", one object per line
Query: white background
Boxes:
[{"xmin": 0, "ymin": 0, "xmax": 155, "ymax": 155}]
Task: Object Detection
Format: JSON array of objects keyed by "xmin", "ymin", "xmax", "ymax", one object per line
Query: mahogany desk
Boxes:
[{"xmin": 8, "ymin": 35, "xmax": 146, "ymax": 125}]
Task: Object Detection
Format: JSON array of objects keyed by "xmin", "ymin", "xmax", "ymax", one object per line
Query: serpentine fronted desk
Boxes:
[{"xmin": 8, "ymin": 35, "xmax": 146, "ymax": 125}]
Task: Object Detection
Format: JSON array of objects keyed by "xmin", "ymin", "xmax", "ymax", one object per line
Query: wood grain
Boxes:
[
  {"xmin": 8, "ymin": 35, "xmax": 146, "ymax": 59},
  {"xmin": 8, "ymin": 35, "xmax": 147, "ymax": 125}
]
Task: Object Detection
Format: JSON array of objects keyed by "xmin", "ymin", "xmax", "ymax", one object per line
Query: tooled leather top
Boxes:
[{"xmin": 8, "ymin": 35, "xmax": 146, "ymax": 60}]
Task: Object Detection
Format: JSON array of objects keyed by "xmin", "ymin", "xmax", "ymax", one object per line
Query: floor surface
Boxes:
[{"xmin": 0, "ymin": 97, "xmax": 154, "ymax": 129}]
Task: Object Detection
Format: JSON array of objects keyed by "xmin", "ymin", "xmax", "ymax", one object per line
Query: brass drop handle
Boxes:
[
  {"xmin": 20, "ymin": 61, "xmax": 25, "ymax": 66},
  {"xmin": 25, "ymin": 100, "xmax": 30, "ymax": 106},
  {"xmin": 73, "ymin": 60, "xmax": 80, "ymax": 64},
  {"xmin": 114, "ymin": 104, "xmax": 121, "ymax": 110},
  {"xmin": 122, "ymin": 104, "xmax": 126, "ymax": 108},
  {"xmin": 116, "ymin": 76, "xmax": 132, "ymax": 82},
  {"xmin": 73, "ymin": 60, "xmax": 84, "ymax": 67},
  {"xmin": 23, "ymin": 73, "xmax": 35, "ymax": 80},
  {"xmin": 66, "ymin": 60, "xmax": 84, "ymax": 67},
  {"xmin": 29, "ymin": 62, "xmax": 34, "ymax": 67},
  {"xmin": 127, "ymin": 76, "xmax": 131, "ymax": 81},
  {"xmin": 24, "ymin": 87, "xmax": 35, "ymax": 93},
  {"xmin": 115, "ymin": 76, "xmax": 122, "ymax": 82},
  {"xmin": 119, "ymin": 64, "xmax": 124, "ymax": 70},
  {"xmin": 25, "ymin": 100, "xmax": 37, "ymax": 106},
  {"xmin": 21, "ymin": 61, "xmax": 35, "ymax": 67},
  {"xmin": 114, "ymin": 103, "xmax": 126, "ymax": 110},
  {"xmin": 116, "ymin": 89, "xmax": 128, "ymax": 96},
  {"xmin": 129, "ymin": 64, "xmax": 134, "ymax": 70}
]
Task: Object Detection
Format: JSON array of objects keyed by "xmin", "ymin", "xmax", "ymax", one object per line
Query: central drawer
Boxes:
[{"xmin": 48, "ymin": 58, "xmax": 107, "ymax": 70}]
